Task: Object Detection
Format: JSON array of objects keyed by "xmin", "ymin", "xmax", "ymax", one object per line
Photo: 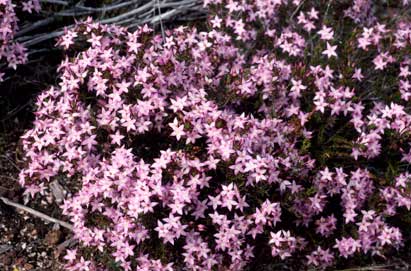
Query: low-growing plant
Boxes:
[{"xmin": 18, "ymin": 0, "xmax": 411, "ymax": 270}]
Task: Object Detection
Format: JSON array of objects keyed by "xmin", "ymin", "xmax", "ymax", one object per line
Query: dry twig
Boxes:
[
  {"xmin": 0, "ymin": 196, "xmax": 73, "ymax": 230},
  {"xmin": 16, "ymin": 0, "xmax": 205, "ymax": 51}
]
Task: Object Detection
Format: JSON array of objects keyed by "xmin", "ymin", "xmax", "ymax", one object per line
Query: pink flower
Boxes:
[
  {"xmin": 322, "ymin": 42, "xmax": 338, "ymax": 58},
  {"xmin": 318, "ymin": 25, "xmax": 334, "ymax": 40},
  {"xmin": 334, "ymin": 237, "xmax": 361, "ymax": 258},
  {"xmin": 169, "ymin": 118, "xmax": 186, "ymax": 140},
  {"xmin": 64, "ymin": 249, "xmax": 77, "ymax": 263}
]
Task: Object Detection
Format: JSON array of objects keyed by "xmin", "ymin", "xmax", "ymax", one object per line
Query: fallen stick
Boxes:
[{"xmin": 0, "ymin": 196, "xmax": 73, "ymax": 230}]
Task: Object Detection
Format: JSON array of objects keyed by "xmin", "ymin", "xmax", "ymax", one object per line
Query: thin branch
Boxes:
[
  {"xmin": 289, "ymin": 0, "xmax": 305, "ymax": 21},
  {"xmin": 22, "ymin": 31, "xmax": 64, "ymax": 47},
  {"xmin": 16, "ymin": 16, "xmax": 56, "ymax": 37},
  {"xmin": 54, "ymin": 9, "xmax": 94, "ymax": 17},
  {"xmin": 74, "ymin": 0, "xmax": 141, "ymax": 12},
  {"xmin": 40, "ymin": 0, "xmax": 69, "ymax": 5},
  {"xmin": 8, "ymin": 0, "xmax": 205, "ymax": 63},
  {"xmin": 157, "ymin": 0, "xmax": 166, "ymax": 40},
  {"xmin": 0, "ymin": 196, "xmax": 73, "ymax": 230},
  {"xmin": 99, "ymin": 1, "xmax": 154, "ymax": 24}
]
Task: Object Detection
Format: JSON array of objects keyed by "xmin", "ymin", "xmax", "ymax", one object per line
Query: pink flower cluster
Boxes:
[
  {"xmin": 0, "ymin": 0, "xmax": 40, "ymax": 81},
  {"xmin": 18, "ymin": 0, "xmax": 411, "ymax": 270}
]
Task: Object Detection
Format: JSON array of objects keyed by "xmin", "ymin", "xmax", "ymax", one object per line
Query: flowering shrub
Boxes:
[
  {"xmin": 0, "ymin": 0, "xmax": 40, "ymax": 81},
  {"xmin": 18, "ymin": 0, "xmax": 411, "ymax": 270}
]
